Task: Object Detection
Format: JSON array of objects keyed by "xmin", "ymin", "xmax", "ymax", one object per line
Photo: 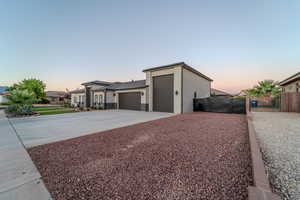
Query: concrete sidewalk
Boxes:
[{"xmin": 0, "ymin": 111, "xmax": 51, "ymax": 200}]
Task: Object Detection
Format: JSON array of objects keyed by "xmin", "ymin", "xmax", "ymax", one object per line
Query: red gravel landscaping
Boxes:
[{"xmin": 28, "ymin": 112, "xmax": 253, "ymax": 200}]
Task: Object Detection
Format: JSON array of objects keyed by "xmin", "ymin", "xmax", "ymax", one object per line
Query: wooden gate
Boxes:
[{"xmin": 281, "ymin": 92, "xmax": 300, "ymax": 112}]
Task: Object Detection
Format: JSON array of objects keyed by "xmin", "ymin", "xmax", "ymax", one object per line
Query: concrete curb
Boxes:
[{"xmin": 246, "ymin": 98, "xmax": 281, "ymax": 200}]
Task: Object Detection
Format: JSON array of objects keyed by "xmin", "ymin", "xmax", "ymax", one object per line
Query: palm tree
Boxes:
[
  {"xmin": 7, "ymin": 89, "xmax": 36, "ymax": 105},
  {"xmin": 247, "ymin": 80, "xmax": 281, "ymax": 97}
]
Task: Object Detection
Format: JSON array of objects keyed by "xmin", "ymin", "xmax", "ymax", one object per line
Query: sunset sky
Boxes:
[{"xmin": 1, "ymin": 0, "xmax": 299, "ymax": 94}]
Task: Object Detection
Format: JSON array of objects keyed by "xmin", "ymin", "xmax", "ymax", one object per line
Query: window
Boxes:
[
  {"xmin": 194, "ymin": 92, "xmax": 197, "ymax": 98},
  {"xmin": 79, "ymin": 95, "xmax": 82, "ymax": 103},
  {"xmin": 74, "ymin": 96, "xmax": 78, "ymax": 103},
  {"xmin": 297, "ymin": 83, "xmax": 299, "ymax": 93},
  {"xmin": 95, "ymin": 95, "xmax": 98, "ymax": 103},
  {"xmin": 99, "ymin": 95, "xmax": 103, "ymax": 104}
]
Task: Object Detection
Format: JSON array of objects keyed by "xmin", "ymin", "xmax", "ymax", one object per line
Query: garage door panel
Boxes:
[
  {"xmin": 153, "ymin": 74, "xmax": 174, "ymax": 113},
  {"xmin": 119, "ymin": 92, "xmax": 141, "ymax": 110}
]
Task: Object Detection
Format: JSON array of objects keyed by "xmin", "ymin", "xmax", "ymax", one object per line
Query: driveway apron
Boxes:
[{"xmin": 0, "ymin": 111, "xmax": 51, "ymax": 200}]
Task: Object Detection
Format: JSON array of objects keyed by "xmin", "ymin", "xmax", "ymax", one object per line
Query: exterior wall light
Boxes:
[
  {"xmin": 113, "ymin": 93, "xmax": 116, "ymax": 96},
  {"xmin": 175, "ymin": 91, "xmax": 179, "ymax": 95},
  {"xmin": 141, "ymin": 92, "xmax": 144, "ymax": 96}
]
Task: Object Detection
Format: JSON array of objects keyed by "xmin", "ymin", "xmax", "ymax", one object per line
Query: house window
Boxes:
[
  {"xmin": 82, "ymin": 95, "xmax": 85, "ymax": 103},
  {"xmin": 99, "ymin": 95, "xmax": 103, "ymax": 104},
  {"xmin": 296, "ymin": 83, "xmax": 299, "ymax": 93},
  {"xmin": 95, "ymin": 95, "xmax": 98, "ymax": 103},
  {"xmin": 74, "ymin": 96, "xmax": 77, "ymax": 103},
  {"xmin": 194, "ymin": 92, "xmax": 197, "ymax": 98}
]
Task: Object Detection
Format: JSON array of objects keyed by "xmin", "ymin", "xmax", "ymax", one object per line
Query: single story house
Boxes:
[
  {"xmin": 279, "ymin": 72, "xmax": 300, "ymax": 93},
  {"xmin": 279, "ymin": 72, "xmax": 300, "ymax": 112},
  {"xmin": 211, "ymin": 88, "xmax": 233, "ymax": 97},
  {"xmin": 0, "ymin": 86, "xmax": 9, "ymax": 104},
  {"xmin": 70, "ymin": 62, "xmax": 212, "ymax": 113},
  {"xmin": 46, "ymin": 91, "xmax": 70, "ymax": 104}
]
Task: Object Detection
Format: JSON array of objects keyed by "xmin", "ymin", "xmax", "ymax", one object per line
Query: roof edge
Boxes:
[
  {"xmin": 279, "ymin": 72, "xmax": 300, "ymax": 86},
  {"xmin": 142, "ymin": 62, "xmax": 213, "ymax": 82},
  {"xmin": 142, "ymin": 62, "xmax": 185, "ymax": 72}
]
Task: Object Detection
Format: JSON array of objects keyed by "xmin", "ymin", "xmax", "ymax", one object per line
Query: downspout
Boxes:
[
  {"xmin": 104, "ymin": 89, "xmax": 107, "ymax": 110},
  {"xmin": 181, "ymin": 66, "xmax": 183, "ymax": 114}
]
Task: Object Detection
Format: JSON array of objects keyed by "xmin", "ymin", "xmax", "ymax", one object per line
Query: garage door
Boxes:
[
  {"xmin": 119, "ymin": 92, "xmax": 141, "ymax": 110},
  {"xmin": 153, "ymin": 74, "xmax": 174, "ymax": 113}
]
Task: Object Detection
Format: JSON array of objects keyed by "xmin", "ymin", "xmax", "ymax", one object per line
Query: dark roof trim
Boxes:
[
  {"xmin": 81, "ymin": 80, "xmax": 112, "ymax": 86},
  {"xmin": 113, "ymin": 86, "xmax": 148, "ymax": 91},
  {"xmin": 70, "ymin": 89, "xmax": 85, "ymax": 94},
  {"xmin": 143, "ymin": 62, "xmax": 213, "ymax": 82},
  {"xmin": 279, "ymin": 72, "xmax": 300, "ymax": 86},
  {"xmin": 143, "ymin": 62, "xmax": 185, "ymax": 72},
  {"xmin": 93, "ymin": 85, "xmax": 148, "ymax": 92}
]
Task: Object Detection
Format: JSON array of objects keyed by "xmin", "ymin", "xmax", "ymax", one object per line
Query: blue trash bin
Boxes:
[{"xmin": 251, "ymin": 100, "xmax": 258, "ymax": 108}]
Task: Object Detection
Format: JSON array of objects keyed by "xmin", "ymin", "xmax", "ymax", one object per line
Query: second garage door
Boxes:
[{"xmin": 119, "ymin": 92, "xmax": 141, "ymax": 110}]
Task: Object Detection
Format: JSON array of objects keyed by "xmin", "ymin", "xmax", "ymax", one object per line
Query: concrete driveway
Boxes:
[{"xmin": 10, "ymin": 110, "xmax": 173, "ymax": 148}]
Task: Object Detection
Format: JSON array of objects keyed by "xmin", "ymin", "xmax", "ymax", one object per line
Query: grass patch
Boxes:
[
  {"xmin": 32, "ymin": 106, "xmax": 64, "ymax": 112},
  {"xmin": 39, "ymin": 109, "xmax": 78, "ymax": 116}
]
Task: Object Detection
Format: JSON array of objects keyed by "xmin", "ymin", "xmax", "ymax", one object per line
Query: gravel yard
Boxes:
[
  {"xmin": 252, "ymin": 112, "xmax": 300, "ymax": 200},
  {"xmin": 28, "ymin": 112, "xmax": 252, "ymax": 200}
]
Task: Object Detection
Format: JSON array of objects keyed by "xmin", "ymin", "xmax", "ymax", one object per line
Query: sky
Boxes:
[{"xmin": 0, "ymin": 0, "xmax": 300, "ymax": 94}]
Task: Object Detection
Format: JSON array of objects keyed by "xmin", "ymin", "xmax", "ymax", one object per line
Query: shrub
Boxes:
[
  {"xmin": 6, "ymin": 104, "xmax": 33, "ymax": 116},
  {"xmin": 6, "ymin": 89, "xmax": 36, "ymax": 116},
  {"xmin": 17, "ymin": 105, "xmax": 33, "ymax": 115},
  {"xmin": 6, "ymin": 104, "xmax": 18, "ymax": 114}
]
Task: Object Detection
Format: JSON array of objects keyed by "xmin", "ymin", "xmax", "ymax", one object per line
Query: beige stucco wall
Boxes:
[
  {"xmin": 115, "ymin": 88, "xmax": 148, "ymax": 109},
  {"xmin": 71, "ymin": 93, "xmax": 85, "ymax": 106},
  {"xmin": 283, "ymin": 80, "xmax": 300, "ymax": 93},
  {"xmin": 182, "ymin": 68, "xmax": 211, "ymax": 113},
  {"xmin": 146, "ymin": 65, "xmax": 182, "ymax": 114},
  {"xmin": 106, "ymin": 91, "xmax": 115, "ymax": 103}
]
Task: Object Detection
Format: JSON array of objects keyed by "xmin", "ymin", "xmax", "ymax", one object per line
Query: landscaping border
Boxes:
[{"xmin": 246, "ymin": 97, "xmax": 281, "ymax": 200}]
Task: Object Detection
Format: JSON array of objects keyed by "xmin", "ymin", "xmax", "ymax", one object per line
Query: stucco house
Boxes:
[
  {"xmin": 0, "ymin": 86, "xmax": 9, "ymax": 104},
  {"xmin": 46, "ymin": 91, "xmax": 70, "ymax": 104},
  {"xmin": 280, "ymin": 72, "xmax": 300, "ymax": 93},
  {"xmin": 279, "ymin": 72, "xmax": 300, "ymax": 112},
  {"xmin": 70, "ymin": 62, "xmax": 212, "ymax": 113},
  {"xmin": 211, "ymin": 88, "xmax": 233, "ymax": 97}
]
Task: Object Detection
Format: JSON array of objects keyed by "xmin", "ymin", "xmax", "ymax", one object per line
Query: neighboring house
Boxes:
[
  {"xmin": 279, "ymin": 72, "xmax": 300, "ymax": 112},
  {"xmin": 70, "ymin": 62, "xmax": 212, "ymax": 113},
  {"xmin": 279, "ymin": 72, "xmax": 300, "ymax": 93},
  {"xmin": 237, "ymin": 90, "xmax": 248, "ymax": 97},
  {"xmin": 211, "ymin": 88, "xmax": 233, "ymax": 97},
  {"xmin": 0, "ymin": 86, "xmax": 9, "ymax": 104},
  {"xmin": 46, "ymin": 91, "xmax": 70, "ymax": 104}
]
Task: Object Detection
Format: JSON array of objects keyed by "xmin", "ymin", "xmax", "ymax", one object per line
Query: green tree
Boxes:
[
  {"xmin": 247, "ymin": 80, "xmax": 281, "ymax": 97},
  {"xmin": 9, "ymin": 79, "xmax": 46, "ymax": 103}
]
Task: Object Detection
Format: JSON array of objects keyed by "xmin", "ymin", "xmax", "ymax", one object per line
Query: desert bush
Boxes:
[
  {"xmin": 6, "ymin": 89, "xmax": 36, "ymax": 116},
  {"xmin": 17, "ymin": 105, "xmax": 33, "ymax": 115}
]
